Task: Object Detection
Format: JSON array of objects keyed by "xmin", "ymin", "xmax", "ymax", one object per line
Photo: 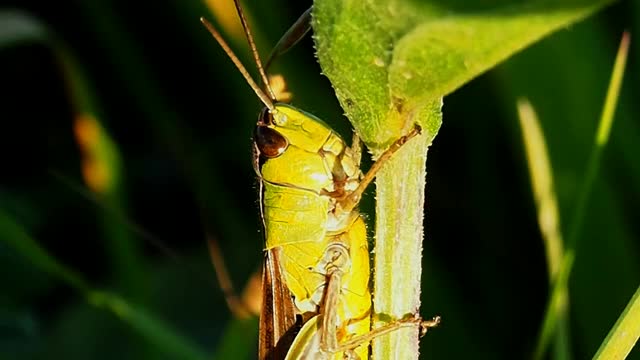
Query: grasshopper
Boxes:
[{"xmin": 201, "ymin": 2, "xmax": 438, "ymax": 359}]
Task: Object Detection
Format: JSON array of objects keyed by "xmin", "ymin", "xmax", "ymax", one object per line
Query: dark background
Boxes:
[{"xmin": 0, "ymin": 0, "xmax": 638, "ymax": 359}]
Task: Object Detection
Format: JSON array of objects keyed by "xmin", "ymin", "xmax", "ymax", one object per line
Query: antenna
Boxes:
[
  {"xmin": 232, "ymin": 0, "xmax": 277, "ymax": 101},
  {"xmin": 200, "ymin": 17, "xmax": 275, "ymax": 111}
]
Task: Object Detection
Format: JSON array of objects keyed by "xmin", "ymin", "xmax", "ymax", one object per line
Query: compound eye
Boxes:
[
  {"xmin": 258, "ymin": 107, "xmax": 273, "ymax": 125},
  {"xmin": 254, "ymin": 125, "xmax": 288, "ymax": 158}
]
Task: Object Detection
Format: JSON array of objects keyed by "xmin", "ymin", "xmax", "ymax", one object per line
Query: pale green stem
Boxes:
[{"xmin": 372, "ymin": 104, "xmax": 441, "ymax": 359}]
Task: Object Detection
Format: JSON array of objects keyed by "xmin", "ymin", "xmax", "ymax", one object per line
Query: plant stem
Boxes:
[{"xmin": 372, "ymin": 103, "xmax": 441, "ymax": 359}]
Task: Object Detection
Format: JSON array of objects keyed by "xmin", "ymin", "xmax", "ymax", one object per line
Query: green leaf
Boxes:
[
  {"xmin": 312, "ymin": 1, "xmax": 616, "ymax": 359},
  {"xmin": 313, "ymin": 0, "xmax": 614, "ymax": 149}
]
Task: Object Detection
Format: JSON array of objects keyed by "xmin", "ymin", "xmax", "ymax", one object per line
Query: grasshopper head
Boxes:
[
  {"xmin": 254, "ymin": 104, "xmax": 334, "ymax": 159},
  {"xmin": 253, "ymin": 104, "xmax": 350, "ymax": 192}
]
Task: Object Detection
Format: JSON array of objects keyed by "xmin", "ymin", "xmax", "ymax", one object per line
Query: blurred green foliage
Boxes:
[{"xmin": 0, "ymin": 0, "xmax": 637, "ymax": 359}]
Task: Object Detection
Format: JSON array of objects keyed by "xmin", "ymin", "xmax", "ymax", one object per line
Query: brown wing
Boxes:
[{"xmin": 259, "ymin": 247, "xmax": 300, "ymax": 360}]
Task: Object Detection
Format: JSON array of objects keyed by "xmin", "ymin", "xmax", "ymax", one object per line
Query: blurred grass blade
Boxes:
[
  {"xmin": 57, "ymin": 28, "xmax": 145, "ymax": 300},
  {"xmin": 73, "ymin": 113, "xmax": 120, "ymax": 194},
  {"xmin": 535, "ymin": 253, "xmax": 575, "ymax": 360},
  {"xmin": 73, "ymin": 0, "xmax": 255, "ymax": 267},
  {"xmin": 0, "ymin": 10, "xmax": 48, "ymax": 46},
  {"xmin": 0, "ymin": 210, "xmax": 210, "ymax": 360},
  {"xmin": 517, "ymin": 99, "xmax": 564, "ymax": 279},
  {"xmin": 87, "ymin": 291, "xmax": 210, "ymax": 360},
  {"xmin": 0, "ymin": 9, "xmax": 145, "ymax": 300},
  {"xmin": 534, "ymin": 31, "xmax": 630, "ymax": 360},
  {"xmin": 517, "ymin": 99, "xmax": 571, "ymax": 360},
  {"xmin": 565, "ymin": 31, "xmax": 629, "ymax": 252},
  {"xmin": 593, "ymin": 284, "xmax": 640, "ymax": 359},
  {"xmin": 71, "ymin": 109, "xmax": 145, "ymax": 299},
  {"xmin": 0, "ymin": 210, "xmax": 89, "ymax": 292}
]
